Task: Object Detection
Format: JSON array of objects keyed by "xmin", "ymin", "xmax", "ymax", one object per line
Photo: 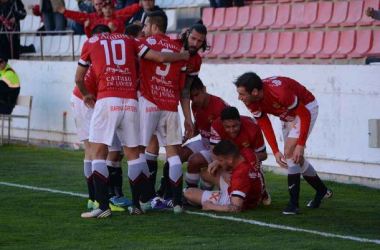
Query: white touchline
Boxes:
[{"xmin": 1, "ymin": 181, "xmax": 380, "ymax": 245}]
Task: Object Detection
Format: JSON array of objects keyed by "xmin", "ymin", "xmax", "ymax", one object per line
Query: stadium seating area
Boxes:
[{"xmin": 19, "ymin": 0, "xmax": 380, "ymax": 64}]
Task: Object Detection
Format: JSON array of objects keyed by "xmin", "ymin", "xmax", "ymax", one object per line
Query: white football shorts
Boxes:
[
  {"xmin": 139, "ymin": 96, "xmax": 182, "ymax": 147},
  {"xmin": 70, "ymin": 94, "xmax": 93, "ymax": 141},
  {"xmin": 201, "ymin": 176, "xmax": 230, "ymax": 205},
  {"xmin": 89, "ymin": 97, "xmax": 139, "ymax": 147}
]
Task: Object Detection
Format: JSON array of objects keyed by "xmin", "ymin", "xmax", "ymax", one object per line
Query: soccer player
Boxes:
[
  {"xmin": 234, "ymin": 72, "xmax": 333, "ymax": 215},
  {"xmin": 184, "ymin": 140, "xmax": 267, "ymax": 213},
  {"xmin": 149, "ymin": 21, "xmax": 209, "ymax": 197},
  {"xmin": 138, "ymin": 11, "xmax": 190, "ymax": 213},
  {"xmin": 76, "ymin": 24, "xmax": 189, "ymax": 218}
]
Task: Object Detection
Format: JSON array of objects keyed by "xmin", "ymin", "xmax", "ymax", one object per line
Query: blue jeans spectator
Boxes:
[
  {"xmin": 42, "ymin": 11, "xmax": 66, "ymax": 31},
  {"xmin": 71, "ymin": 21, "xmax": 85, "ymax": 35}
]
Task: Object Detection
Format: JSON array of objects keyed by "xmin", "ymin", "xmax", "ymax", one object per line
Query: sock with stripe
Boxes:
[
  {"xmin": 127, "ymin": 158, "xmax": 143, "ymax": 209},
  {"xmin": 106, "ymin": 160, "xmax": 117, "ymax": 198},
  {"xmin": 84, "ymin": 160, "xmax": 95, "ymax": 201},
  {"xmin": 186, "ymin": 172, "xmax": 200, "ymax": 188},
  {"xmin": 301, "ymin": 159, "xmax": 327, "ymax": 197},
  {"xmin": 168, "ymin": 155, "xmax": 183, "ymax": 206},
  {"xmin": 287, "ymin": 159, "xmax": 301, "ymax": 207},
  {"xmin": 92, "ymin": 159, "xmax": 110, "ymax": 211},
  {"xmin": 145, "ymin": 150, "xmax": 158, "ymax": 190}
]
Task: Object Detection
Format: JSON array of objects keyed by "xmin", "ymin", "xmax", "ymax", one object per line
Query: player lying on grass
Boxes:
[{"xmin": 184, "ymin": 140, "xmax": 268, "ymax": 213}]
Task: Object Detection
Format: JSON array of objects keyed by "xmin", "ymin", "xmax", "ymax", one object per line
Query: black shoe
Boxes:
[
  {"xmin": 282, "ymin": 203, "xmax": 300, "ymax": 215},
  {"xmin": 307, "ymin": 188, "xmax": 333, "ymax": 208}
]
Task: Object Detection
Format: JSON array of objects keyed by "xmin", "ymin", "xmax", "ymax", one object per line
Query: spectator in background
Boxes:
[
  {"xmin": 126, "ymin": 0, "xmax": 162, "ymax": 26},
  {"xmin": 83, "ymin": 0, "xmax": 125, "ymax": 37},
  {"xmin": 365, "ymin": 7, "xmax": 380, "ymax": 64},
  {"xmin": 0, "ymin": 52, "xmax": 20, "ymax": 114},
  {"xmin": 0, "ymin": 0, "xmax": 26, "ymax": 59},
  {"xmin": 366, "ymin": 7, "xmax": 380, "ymax": 20},
  {"xmin": 116, "ymin": 0, "xmax": 137, "ymax": 10},
  {"xmin": 40, "ymin": 0, "xmax": 66, "ymax": 32},
  {"xmin": 57, "ymin": 0, "xmax": 141, "ymax": 37},
  {"xmin": 70, "ymin": 0, "xmax": 95, "ymax": 35}
]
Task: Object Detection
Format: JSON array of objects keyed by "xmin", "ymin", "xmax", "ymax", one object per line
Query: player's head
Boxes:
[
  {"xmin": 93, "ymin": 0, "xmax": 104, "ymax": 14},
  {"xmin": 213, "ymin": 140, "xmax": 239, "ymax": 170},
  {"xmin": 124, "ymin": 24, "xmax": 143, "ymax": 38},
  {"xmin": 190, "ymin": 76, "xmax": 208, "ymax": 108},
  {"xmin": 180, "ymin": 20, "xmax": 210, "ymax": 55},
  {"xmin": 234, "ymin": 72, "xmax": 263, "ymax": 105},
  {"xmin": 143, "ymin": 10, "xmax": 168, "ymax": 36},
  {"xmin": 102, "ymin": 0, "xmax": 114, "ymax": 18},
  {"xmin": 141, "ymin": 0, "xmax": 155, "ymax": 12},
  {"xmin": 0, "ymin": 50, "xmax": 8, "ymax": 70},
  {"xmin": 220, "ymin": 106, "xmax": 241, "ymax": 138},
  {"xmin": 92, "ymin": 24, "xmax": 111, "ymax": 36}
]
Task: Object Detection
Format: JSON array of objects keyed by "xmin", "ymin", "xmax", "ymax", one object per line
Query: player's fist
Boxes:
[{"xmin": 366, "ymin": 7, "xmax": 375, "ymax": 17}]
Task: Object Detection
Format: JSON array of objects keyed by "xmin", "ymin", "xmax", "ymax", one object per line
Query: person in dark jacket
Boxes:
[
  {"xmin": 126, "ymin": 0, "xmax": 162, "ymax": 26},
  {"xmin": 0, "ymin": 0, "xmax": 26, "ymax": 59}
]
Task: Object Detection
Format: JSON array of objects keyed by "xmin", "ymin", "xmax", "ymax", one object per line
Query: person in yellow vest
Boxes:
[{"xmin": 0, "ymin": 52, "xmax": 20, "ymax": 114}]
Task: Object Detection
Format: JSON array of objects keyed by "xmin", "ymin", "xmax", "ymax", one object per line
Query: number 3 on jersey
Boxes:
[
  {"xmin": 156, "ymin": 48, "xmax": 173, "ymax": 77},
  {"xmin": 100, "ymin": 39, "xmax": 126, "ymax": 65}
]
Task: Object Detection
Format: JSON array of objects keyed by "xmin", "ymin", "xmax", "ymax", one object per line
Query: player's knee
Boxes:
[{"xmin": 187, "ymin": 154, "xmax": 204, "ymax": 173}]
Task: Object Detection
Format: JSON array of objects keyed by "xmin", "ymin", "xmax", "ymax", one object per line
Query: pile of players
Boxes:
[{"xmin": 71, "ymin": 10, "xmax": 332, "ymax": 218}]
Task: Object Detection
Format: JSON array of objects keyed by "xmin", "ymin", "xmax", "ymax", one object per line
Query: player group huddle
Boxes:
[{"xmin": 71, "ymin": 11, "xmax": 333, "ymax": 218}]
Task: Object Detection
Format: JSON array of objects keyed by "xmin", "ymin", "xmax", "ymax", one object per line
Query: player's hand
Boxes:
[
  {"xmin": 366, "ymin": 7, "xmax": 375, "ymax": 17},
  {"xmin": 274, "ymin": 151, "xmax": 287, "ymax": 168},
  {"xmin": 292, "ymin": 145, "xmax": 304, "ymax": 164},
  {"xmin": 184, "ymin": 118, "xmax": 195, "ymax": 139},
  {"xmin": 180, "ymin": 47, "xmax": 190, "ymax": 61},
  {"xmin": 56, "ymin": 6, "xmax": 65, "ymax": 13},
  {"xmin": 221, "ymin": 170, "xmax": 232, "ymax": 186},
  {"xmin": 84, "ymin": 19, "xmax": 90, "ymax": 28},
  {"xmin": 108, "ymin": 22, "xmax": 116, "ymax": 31},
  {"xmin": 202, "ymin": 200, "xmax": 213, "ymax": 211},
  {"xmin": 82, "ymin": 93, "xmax": 96, "ymax": 108},
  {"xmin": 207, "ymin": 160, "xmax": 219, "ymax": 176}
]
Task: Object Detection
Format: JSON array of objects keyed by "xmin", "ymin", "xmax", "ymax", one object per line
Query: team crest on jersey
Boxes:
[
  {"xmin": 270, "ymin": 80, "xmax": 282, "ymax": 87},
  {"xmin": 89, "ymin": 36, "xmax": 99, "ymax": 43},
  {"xmin": 242, "ymin": 141, "xmax": 250, "ymax": 148},
  {"xmin": 147, "ymin": 37, "xmax": 157, "ymax": 45}
]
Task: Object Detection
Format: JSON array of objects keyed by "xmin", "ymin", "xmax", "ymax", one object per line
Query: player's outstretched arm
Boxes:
[
  {"xmin": 202, "ymin": 197, "xmax": 243, "ymax": 213},
  {"xmin": 144, "ymin": 47, "xmax": 190, "ymax": 63}
]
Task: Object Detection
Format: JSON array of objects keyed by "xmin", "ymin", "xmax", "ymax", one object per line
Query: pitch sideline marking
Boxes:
[{"xmin": 1, "ymin": 181, "xmax": 380, "ymax": 245}]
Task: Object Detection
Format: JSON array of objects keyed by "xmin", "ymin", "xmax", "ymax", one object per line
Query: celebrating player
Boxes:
[{"xmin": 234, "ymin": 72, "xmax": 333, "ymax": 215}]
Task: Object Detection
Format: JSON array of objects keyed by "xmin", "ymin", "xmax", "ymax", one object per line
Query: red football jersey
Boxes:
[
  {"xmin": 229, "ymin": 149, "xmax": 264, "ymax": 210},
  {"xmin": 246, "ymin": 76, "xmax": 315, "ymax": 122},
  {"xmin": 139, "ymin": 34, "xmax": 186, "ymax": 111},
  {"xmin": 174, "ymin": 39, "xmax": 202, "ymax": 76},
  {"xmin": 73, "ymin": 66, "xmax": 98, "ymax": 99},
  {"xmin": 191, "ymin": 95, "xmax": 228, "ymax": 144},
  {"xmin": 210, "ymin": 116, "xmax": 266, "ymax": 153},
  {"xmin": 79, "ymin": 33, "xmax": 149, "ymax": 100}
]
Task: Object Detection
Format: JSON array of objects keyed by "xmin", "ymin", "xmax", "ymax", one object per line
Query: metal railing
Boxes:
[{"xmin": 0, "ymin": 30, "xmax": 75, "ymax": 61}]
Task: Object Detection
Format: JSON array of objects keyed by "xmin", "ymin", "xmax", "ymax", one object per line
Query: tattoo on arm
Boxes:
[
  {"xmin": 228, "ymin": 203, "xmax": 242, "ymax": 213},
  {"xmin": 180, "ymin": 76, "xmax": 193, "ymax": 99}
]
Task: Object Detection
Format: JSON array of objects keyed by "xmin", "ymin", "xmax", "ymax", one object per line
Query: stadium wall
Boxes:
[{"xmin": 7, "ymin": 60, "xmax": 380, "ymax": 187}]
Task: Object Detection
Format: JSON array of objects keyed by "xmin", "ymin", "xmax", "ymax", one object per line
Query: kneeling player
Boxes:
[{"xmin": 184, "ymin": 140, "xmax": 267, "ymax": 213}]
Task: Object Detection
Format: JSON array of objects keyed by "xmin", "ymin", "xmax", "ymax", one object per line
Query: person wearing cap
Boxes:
[
  {"xmin": 126, "ymin": 0, "xmax": 162, "ymax": 26},
  {"xmin": 0, "ymin": 54, "xmax": 20, "ymax": 114}
]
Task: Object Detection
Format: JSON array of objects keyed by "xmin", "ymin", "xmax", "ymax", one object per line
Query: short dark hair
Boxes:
[
  {"xmin": 124, "ymin": 24, "xmax": 143, "ymax": 38},
  {"xmin": 180, "ymin": 19, "xmax": 210, "ymax": 53},
  {"xmin": 146, "ymin": 10, "xmax": 168, "ymax": 33},
  {"xmin": 190, "ymin": 76, "xmax": 204, "ymax": 92},
  {"xmin": 92, "ymin": 24, "xmax": 111, "ymax": 36},
  {"xmin": 213, "ymin": 140, "xmax": 240, "ymax": 159},
  {"xmin": 234, "ymin": 72, "xmax": 263, "ymax": 93},
  {"xmin": 220, "ymin": 106, "xmax": 240, "ymax": 121}
]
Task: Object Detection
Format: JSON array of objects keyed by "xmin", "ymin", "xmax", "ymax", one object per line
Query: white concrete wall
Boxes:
[{"xmin": 7, "ymin": 60, "xmax": 380, "ymax": 184}]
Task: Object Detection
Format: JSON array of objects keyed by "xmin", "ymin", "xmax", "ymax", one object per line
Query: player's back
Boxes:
[
  {"xmin": 79, "ymin": 33, "xmax": 143, "ymax": 100},
  {"xmin": 139, "ymin": 34, "xmax": 186, "ymax": 111}
]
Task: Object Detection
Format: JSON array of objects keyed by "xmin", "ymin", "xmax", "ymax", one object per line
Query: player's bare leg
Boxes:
[
  {"xmin": 186, "ymin": 152, "xmax": 209, "ymax": 188},
  {"xmin": 184, "ymin": 170, "xmax": 220, "ymax": 206}
]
